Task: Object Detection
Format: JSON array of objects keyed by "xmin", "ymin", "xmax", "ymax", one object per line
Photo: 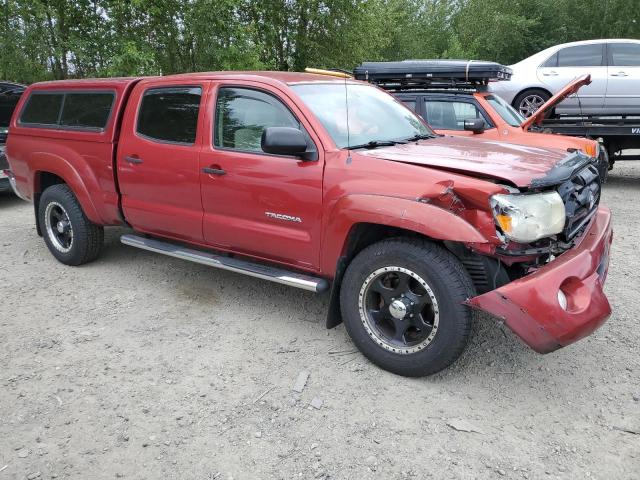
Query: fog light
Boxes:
[{"xmin": 557, "ymin": 290, "xmax": 568, "ymax": 310}]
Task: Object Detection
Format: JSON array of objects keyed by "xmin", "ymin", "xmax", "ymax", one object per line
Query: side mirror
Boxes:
[
  {"xmin": 464, "ymin": 118, "xmax": 485, "ymax": 134},
  {"xmin": 261, "ymin": 127, "xmax": 315, "ymax": 160}
]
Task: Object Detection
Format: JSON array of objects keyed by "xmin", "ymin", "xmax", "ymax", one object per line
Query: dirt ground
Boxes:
[{"xmin": 1, "ymin": 163, "xmax": 639, "ymax": 480}]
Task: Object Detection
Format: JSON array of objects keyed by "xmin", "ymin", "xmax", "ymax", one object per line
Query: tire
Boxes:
[
  {"xmin": 513, "ymin": 89, "xmax": 551, "ymax": 118},
  {"xmin": 340, "ymin": 238, "xmax": 475, "ymax": 377},
  {"xmin": 38, "ymin": 184, "xmax": 104, "ymax": 265}
]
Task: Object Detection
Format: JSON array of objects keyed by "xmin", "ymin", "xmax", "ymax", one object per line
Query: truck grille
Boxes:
[{"xmin": 556, "ymin": 164, "xmax": 600, "ymax": 241}]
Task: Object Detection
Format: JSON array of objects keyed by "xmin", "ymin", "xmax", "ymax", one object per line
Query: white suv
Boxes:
[{"xmin": 490, "ymin": 39, "xmax": 640, "ymax": 117}]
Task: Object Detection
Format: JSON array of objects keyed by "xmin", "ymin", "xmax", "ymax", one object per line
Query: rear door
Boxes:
[
  {"xmin": 117, "ymin": 82, "xmax": 207, "ymax": 243},
  {"xmin": 199, "ymin": 83, "xmax": 324, "ymax": 270},
  {"xmin": 604, "ymin": 42, "xmax": 640, "ymax": 114},
  {"xmin": 537, "ymin": 43, "xmax": 607, "ymax": 114}
]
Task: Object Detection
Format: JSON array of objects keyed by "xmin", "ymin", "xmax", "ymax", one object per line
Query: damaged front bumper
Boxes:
[{"xmin": 468, "ymin": 206, "xmax": 612, "ymax": 353}]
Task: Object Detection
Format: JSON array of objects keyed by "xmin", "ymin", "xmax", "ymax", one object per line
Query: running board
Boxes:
[{"xmin": 120, "ymin": 234, "xmax": 329, "ymax": 293}]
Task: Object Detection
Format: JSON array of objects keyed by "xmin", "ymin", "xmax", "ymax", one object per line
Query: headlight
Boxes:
[{"xmin": 490, "ymin": 192, "xmax": 566, "ymax": 243}]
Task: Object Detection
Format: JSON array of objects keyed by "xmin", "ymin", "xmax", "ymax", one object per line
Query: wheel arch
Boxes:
[
  {"xmin": 31, "ymin": 158, "xmax": 104, "ymax": 235},
  {"xmin": 323, "ymin": 194, "xmax": 489, "ymax": 328}
]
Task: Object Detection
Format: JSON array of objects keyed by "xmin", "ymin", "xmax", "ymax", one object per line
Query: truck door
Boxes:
[
  {"xmin": 199, "ymin": 83, "xmax": 324, "ymax": 270},
  {"xmin": 117, "ymin": 82, "xmax": 207, "ymax": 243}
]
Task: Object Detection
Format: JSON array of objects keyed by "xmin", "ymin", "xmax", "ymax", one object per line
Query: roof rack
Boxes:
[{"xmin": 353, "ymin": 60, "xmax": 512, "ymax": 91}]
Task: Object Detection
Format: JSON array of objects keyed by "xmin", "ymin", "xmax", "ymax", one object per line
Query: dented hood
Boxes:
[
  {"xmin": 357, "ymin": 135, "xmax": 570, "ymax": 187},
  {"xmin": 521, "ymin": 74, "xmax": 591, "ymax": 130}
]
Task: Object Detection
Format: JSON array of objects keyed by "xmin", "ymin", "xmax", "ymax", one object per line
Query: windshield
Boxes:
[
  {"xmin": 292, "ymin": 83, "xmax": 433, "ymax": 148},
  {"xmin": 485, "ymin": 94, "xmax": 525, "ymax": 127}
]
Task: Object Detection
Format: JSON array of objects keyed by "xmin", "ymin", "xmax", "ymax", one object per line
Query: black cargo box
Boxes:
[{"xmin": 353, "ymin": 60, "xmax": 512, "ymax": 88}]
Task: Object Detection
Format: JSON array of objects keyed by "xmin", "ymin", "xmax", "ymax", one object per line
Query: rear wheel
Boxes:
[
  {"xmin": 39, "ymin": 184, "xmax": 104, "ymax": 265},
  {"xmin": 513, "ymin": 89, "xmax": 551, "ymax": 118},
  {"xmin": 340, "ymin": 238, "xmax": 475, "ymax": 377}
]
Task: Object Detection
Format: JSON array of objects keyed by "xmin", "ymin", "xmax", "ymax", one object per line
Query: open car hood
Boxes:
[
  {"xmin": 521, "ymin": 74, "xmax": 591, "ymax": 130},
  {"xmin": 356, "ymin": 136, "xmax": 573, "ymax": 187}
]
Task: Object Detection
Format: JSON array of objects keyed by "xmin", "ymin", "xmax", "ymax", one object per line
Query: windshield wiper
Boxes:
[
  {"xmin": 403, "ymin": 133, "xmax": 436, "ymax": 142},
  {"xmin": 346, "ymin": 139, "xmax": 406, "ymax": 150}
]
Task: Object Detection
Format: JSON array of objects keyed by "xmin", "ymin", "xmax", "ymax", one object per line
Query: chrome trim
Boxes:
[
  {"xmin": 6, "ymin": 171, "xmax": 28, "ymax": 201},
  {"xmin": 120, "ymin": 234, "xmax": 329, "ymax": 293}
]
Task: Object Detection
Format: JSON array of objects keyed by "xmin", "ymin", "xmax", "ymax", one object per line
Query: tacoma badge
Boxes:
[{"xmin": 265, "ymin": 212, "xmax": 302, "ymax": 223}]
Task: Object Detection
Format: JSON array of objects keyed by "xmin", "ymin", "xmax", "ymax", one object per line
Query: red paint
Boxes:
[{"xmin": 5, "ymin": 71, "xmax": 612, "ymax": 353}]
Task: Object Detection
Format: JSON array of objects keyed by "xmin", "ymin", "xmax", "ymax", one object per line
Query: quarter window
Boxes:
[
  {"xmin": 609, "ymin": 43, "xmax": 640, "ymax": 67},
  {"xmin": 19, "ymin": 91, "xmax": 114, "ymax": 129},
  {"xmin": 424, "ymin": 100, "xmax": 488, "ymax": 131},
  {"xmin": 542, "ymin": 53, "xmax": 558, "ymax": 68},
  {"xmin": 214, "ymin": 87, "xmax": 300, "ymax": 152},
  {"xmin": 556, "ymin": 44, "xmax": 604, "ymax": 67},
  {"xmin": 137, "ymin": 87, "xmax": 202, "ymax": 144}
]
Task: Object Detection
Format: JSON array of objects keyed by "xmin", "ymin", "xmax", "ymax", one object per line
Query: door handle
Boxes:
[
  {"xmin": 202, "ymin": 166, "xmax": 226, "ymax": 176},
  {"xmin": 124, "ymin": 156, "xmax": 143, "ymax": 165},
  {"xmin": 611, "ymin": 71, "xmax": 628, "ymax": 77},
  {"xmin": 542, "ymin": 71, "xmax": 558, "ymax": 76}
]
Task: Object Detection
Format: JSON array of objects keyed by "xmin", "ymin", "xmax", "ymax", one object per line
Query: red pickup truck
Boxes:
[{"xmin": 4, "ymin": 72, "xmax": 612, "ymax": 376}]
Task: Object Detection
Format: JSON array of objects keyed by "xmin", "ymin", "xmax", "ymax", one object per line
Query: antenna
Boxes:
[{"xmin": 344, "ymin": 73, "xmax": 352, "ymax": 162}]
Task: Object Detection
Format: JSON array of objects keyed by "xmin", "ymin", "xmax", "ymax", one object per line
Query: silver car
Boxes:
[{"xmin": 489, "ymin": 39, "xmax": 640, "ymax": 117}]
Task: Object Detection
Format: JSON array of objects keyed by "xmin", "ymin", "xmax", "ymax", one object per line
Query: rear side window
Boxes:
[
  {"xmin": 20, "ymin": 93, "xmax": 64, "ymax": 125},
  {"xmin": 19, "ymin": 91, "xmax": 114, "ymax": 129},
  {"xmin": 609, "ymin": 43, "xmax": 640, "ymax": 67},
  {"xmin": 557, "ymin": 44, "xmax": 604, "ymax": 67},
  {"xmin": 137, "ymin": 87, "xmax": 202, "ymax": 144}
]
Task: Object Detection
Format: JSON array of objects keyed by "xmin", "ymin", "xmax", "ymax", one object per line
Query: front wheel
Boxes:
[
  {"xmin": 39, "ymin": 184, "xmax": 104, "ymax": 266},
  {"xmin": 340, "ymin": 238, "xmax": 475, "ymax": 377}
]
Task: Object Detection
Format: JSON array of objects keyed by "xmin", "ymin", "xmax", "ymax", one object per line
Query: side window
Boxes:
[
  {"xmin": 137, "ymin": 86, "xmax": 202, "ymax": 144},
  {"xmin": 609, "ymin": 43, "xmax": 640, "ymax": 67},
  {"xmin": 60, "ymin": 93, "xmax": 114, "ymax": 128},
  {"xmin": 557, "ymin": 44, "xmax": 604, "ymax": 67},
  {"xmin": 424, "ymin": 100, "xmax": 487, "ymax": 131},
  {"xmin": 401, "ymin": 99, "xmax": 417, "ymax": 111},
  {"xmin": 19, "ymin": 91, "xmax": 114, "ymax": 129},
  {"xmin": 542, "ymin": 52, "xmax": 558, "ymax": 68},
  {"xmin": 19, "ymin": 93, "xmax": 64, "ymax": 125},
  {"xmin": 215, "ymin": 87, "xmax": 300, "ymax": 153}
]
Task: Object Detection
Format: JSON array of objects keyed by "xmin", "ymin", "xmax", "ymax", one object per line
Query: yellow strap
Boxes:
[{"xmin": 304, "ymin": 67, "xmax": 353, "ymax": 79}]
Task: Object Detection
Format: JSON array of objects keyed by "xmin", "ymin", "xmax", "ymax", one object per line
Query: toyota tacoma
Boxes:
[{"xmin": 4, "ymin": 72, "xmax": 612, "ymax": 376}]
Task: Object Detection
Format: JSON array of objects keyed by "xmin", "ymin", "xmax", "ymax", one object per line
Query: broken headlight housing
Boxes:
[{"xmin": 490, "ymin": 192, "xmax": 566, "ymax": 243}]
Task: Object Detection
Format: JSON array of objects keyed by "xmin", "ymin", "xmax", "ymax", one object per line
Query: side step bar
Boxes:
[{"xmin": 120, "ymin": 234, "xmax": 330, "ymax": 293}]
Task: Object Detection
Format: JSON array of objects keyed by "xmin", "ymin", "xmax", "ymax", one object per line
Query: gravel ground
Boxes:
[{"xmin": 1, "ymin": 163, "xmax": 639, "ymax": 480}]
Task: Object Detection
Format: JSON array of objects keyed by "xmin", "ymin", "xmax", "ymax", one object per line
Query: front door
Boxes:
[
  {"xmin": 199, "ymin": 84, "xmax": 324, "ymax": 270},
  {"xmin": 117, "ymin": 83, "xmax": 206, "ymax": 243}
]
